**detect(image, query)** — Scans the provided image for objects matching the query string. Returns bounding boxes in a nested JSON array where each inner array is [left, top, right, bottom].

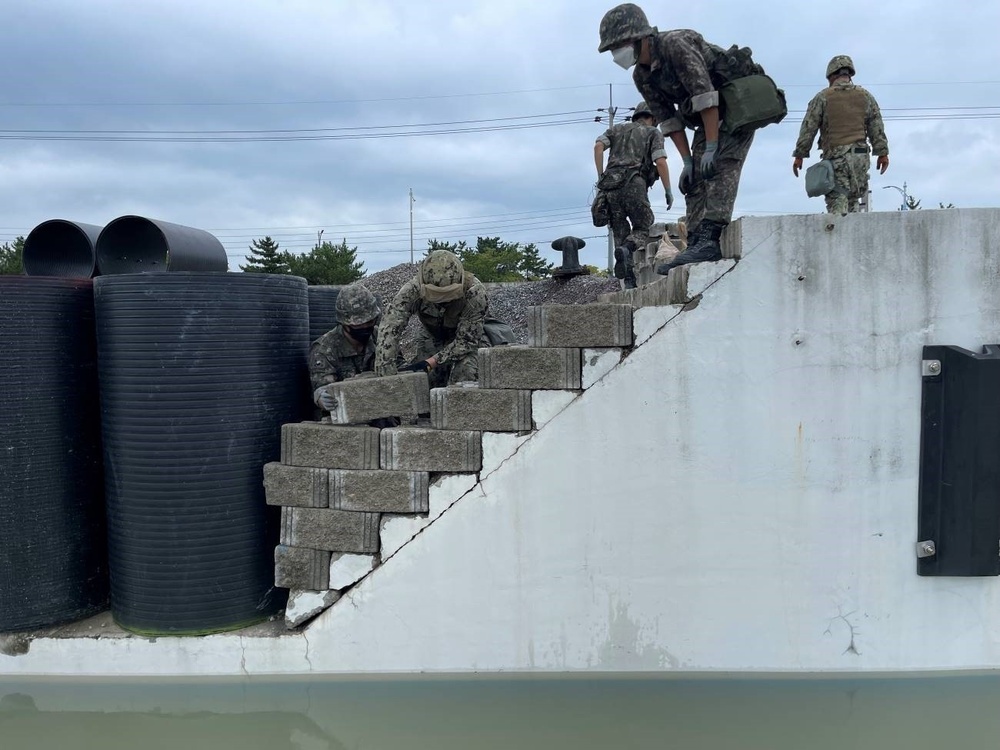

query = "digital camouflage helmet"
[[598, 3, 653, 53], [826, 55, 856, 79], [632, 100, 654, 120], [420, 250, 464, 287], [335, 282, 380, 326]]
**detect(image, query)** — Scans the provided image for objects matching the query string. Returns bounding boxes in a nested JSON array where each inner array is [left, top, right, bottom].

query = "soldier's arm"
[[650, 129, 671, 191], [373, 281, 420, 376], [666, 33, 719, 142], [432, 285, 487, 366], [792, 92, 825, 158], [595, 131, 611, 178], [865, 90, 889, 157], [308, 339, 343, 392]]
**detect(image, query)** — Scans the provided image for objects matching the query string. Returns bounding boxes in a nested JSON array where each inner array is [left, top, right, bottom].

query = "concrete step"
[[380, 427, 482, 472], [280, 423, 380, 469], [319, 371, 430, 425], [280, 507, 381, 554], [526, 304, 633, 348], [479, 346, 582, 390], [430, 386, 532, 432]]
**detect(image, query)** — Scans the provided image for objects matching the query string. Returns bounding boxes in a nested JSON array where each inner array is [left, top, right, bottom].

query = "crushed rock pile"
[[360, 263, 620, 355]]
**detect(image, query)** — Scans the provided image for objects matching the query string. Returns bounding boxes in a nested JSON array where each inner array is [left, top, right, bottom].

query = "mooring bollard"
[[551, 236, 589, 279]]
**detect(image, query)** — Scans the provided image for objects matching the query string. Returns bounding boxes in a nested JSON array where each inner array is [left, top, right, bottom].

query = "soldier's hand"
[[877, 155, 889, 175], [400, 359, 432, 373], [700, 141, 718, 180], [678, 156, 694, 195], [664, 187, 674, 211], [315, 387, 338, 413], [792, 157, 803, 177]]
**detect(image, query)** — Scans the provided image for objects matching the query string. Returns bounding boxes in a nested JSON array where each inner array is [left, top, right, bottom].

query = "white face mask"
[[612, 45, 637, 70]]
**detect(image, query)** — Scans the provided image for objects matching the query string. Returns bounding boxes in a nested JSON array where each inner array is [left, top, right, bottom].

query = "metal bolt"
[[927, 361, 941, 375], [917, 540, 937, 558]]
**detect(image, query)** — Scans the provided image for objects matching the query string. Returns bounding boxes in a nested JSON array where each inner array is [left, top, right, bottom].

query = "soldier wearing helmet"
[[594, 99, 673, 289], [793, 55, 890, 214], [374, 250, 489, 386], [598, 3, 766, 275], [309, 282, 381, 412]]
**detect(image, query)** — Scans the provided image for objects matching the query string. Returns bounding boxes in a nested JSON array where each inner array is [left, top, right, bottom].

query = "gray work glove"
[[700, 141, 718, 180], [678, 156, 694, 195], [664, 187, 674, 211], [314, 386, 338, 413]]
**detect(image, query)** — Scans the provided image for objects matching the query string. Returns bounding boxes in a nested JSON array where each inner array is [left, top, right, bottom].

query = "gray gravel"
[[361, 264, 620, 356]]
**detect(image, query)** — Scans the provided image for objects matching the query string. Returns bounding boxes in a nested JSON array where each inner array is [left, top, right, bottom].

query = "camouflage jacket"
[[309, 326, 376, 392], [374, 275, 488, 375], [793, 81, 889, 158], [633, 29, 760, 136], [597, 121, 666, 187]]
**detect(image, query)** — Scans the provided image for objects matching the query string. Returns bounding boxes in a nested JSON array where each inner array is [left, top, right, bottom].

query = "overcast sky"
[[2, 0, 998, 273]]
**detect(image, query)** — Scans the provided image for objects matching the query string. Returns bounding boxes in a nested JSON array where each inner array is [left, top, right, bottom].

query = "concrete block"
[[274, 545, 330, 590], [380, 427, 482, 472], [380, 474, 482, 558], [532, 390, 579, 430], [263, 463, 329, 508], [320, 371, 431, 425], [481, 431, 532, 475], [633, 306, 678, 347], [581, 348, 623, 389], [280, 423, 380, 469], [527, 304, 633, 348], [330, 470, 429, 513], [329, 553, 376, 590], [430, 387, 532, 432], [597, 271, 686, 308], [285, 589, 340, 629], [280, 507, 380, 553], [479, 346, 582, 390]]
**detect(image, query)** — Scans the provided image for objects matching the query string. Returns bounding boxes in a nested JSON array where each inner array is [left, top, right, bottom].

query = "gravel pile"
[[361, 263, 620, 354]]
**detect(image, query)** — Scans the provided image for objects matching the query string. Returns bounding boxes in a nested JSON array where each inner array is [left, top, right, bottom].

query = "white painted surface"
[[633, 306, 677, 347], [531, 390, 578, 429], [329, 554, 375, 591], [7, 210, 1000, 677], [285, 590, 339, 628], [378, 473, 478, 559], [581, 348, 623, 389], [480, 431, 531, 476]]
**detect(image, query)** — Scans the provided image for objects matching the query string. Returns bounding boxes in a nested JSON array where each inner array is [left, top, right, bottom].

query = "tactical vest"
[[416, 272, 476, 341], [822, 86, 867, 150]]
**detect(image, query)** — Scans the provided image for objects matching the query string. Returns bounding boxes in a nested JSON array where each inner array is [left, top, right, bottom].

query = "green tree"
[[0, 236, 25, 275], [241, 235, 289, 274], [904, 195, 922, 210], [426, 236, 553, 282], [283, 239, 365, 285]]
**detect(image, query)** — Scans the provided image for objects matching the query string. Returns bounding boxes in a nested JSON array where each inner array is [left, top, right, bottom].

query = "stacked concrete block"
[[430, 387, 532, 432], [264, 463, 329, 507], [274, 545, 330, 590], [280, 507, 380, 554], [319, 371, 430, 425], [280, 423, 380, 469], [380, 427, 482, 472], [330, 469, 429, 513], [479, 346, 582, 390], [527, 304, 633, 348]]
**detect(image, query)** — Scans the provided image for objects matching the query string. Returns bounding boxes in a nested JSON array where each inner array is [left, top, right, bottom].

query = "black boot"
[[655, 220, 725, 275], [613, 241, 634, 280]]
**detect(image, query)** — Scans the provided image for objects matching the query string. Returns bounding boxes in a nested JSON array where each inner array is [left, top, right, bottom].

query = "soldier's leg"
[[826, 155, 850, 215], [622, 178, 654, 288], [606, 190, 632, 280], [684, 129, 708, 233], [702, 129, 754, 225], [846, 152, 870, 213]]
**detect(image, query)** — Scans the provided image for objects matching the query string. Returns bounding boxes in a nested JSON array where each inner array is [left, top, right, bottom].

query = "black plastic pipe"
[[96, 216, 228, 275], [23, 219, 103, 278]]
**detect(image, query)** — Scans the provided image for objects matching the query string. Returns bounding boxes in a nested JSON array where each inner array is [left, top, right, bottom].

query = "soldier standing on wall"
[[594, 100, 673, 290], [792, 55, 890, 215]]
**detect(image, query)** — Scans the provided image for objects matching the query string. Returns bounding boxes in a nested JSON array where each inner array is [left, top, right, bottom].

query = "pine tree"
[[240, 236, 289, 274], [283, 240, 365, 285], [0, 236, 25, 275]]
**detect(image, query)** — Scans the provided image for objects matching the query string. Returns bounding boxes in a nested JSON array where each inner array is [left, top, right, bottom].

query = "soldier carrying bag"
[[714, 45, 787, 135], [804, 160, 837, 198]]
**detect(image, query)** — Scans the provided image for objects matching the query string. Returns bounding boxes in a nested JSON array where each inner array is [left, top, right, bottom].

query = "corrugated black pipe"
[[96, 216, 228, 275], [23, 220, 103, 278]]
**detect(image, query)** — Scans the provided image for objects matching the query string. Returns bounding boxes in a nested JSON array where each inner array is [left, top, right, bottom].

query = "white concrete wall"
[[5, 208, 1000, 676]]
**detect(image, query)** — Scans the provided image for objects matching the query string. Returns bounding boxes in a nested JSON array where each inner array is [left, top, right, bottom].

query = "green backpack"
[[720, 74, 788, 135]]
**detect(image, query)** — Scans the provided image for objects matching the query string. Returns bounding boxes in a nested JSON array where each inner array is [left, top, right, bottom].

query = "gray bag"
[[482, 316, 516, 346], [805, 160, 836, 198]]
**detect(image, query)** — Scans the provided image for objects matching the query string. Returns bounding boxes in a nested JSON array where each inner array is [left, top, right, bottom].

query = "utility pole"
[[409, 188, 415, 264], [883, 182, 909, 211], [605, 83, 616, 274], [316, 229, 324, 248]]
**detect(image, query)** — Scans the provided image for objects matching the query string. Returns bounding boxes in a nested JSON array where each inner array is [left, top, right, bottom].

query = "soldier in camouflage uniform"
[[598, 3, 762, 275], [792, 55, 889, 214], [594, 100, 673, 289], [309, 283, 380, 413], [374, 250, 489, 388]]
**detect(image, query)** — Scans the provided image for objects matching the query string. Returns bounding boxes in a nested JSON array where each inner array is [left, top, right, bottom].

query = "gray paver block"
[[380, 427, 482, 472], [280, 507, 381, 553], [274, 544, 331, 590], [430, 387, 532, 432], [321, 371, 431, 425], [330, 469, 429, 513], [479, 346, 582, 390], [280, 423, 380, 469], [527, 304, 633, 348], [264, 463, 329, 508]]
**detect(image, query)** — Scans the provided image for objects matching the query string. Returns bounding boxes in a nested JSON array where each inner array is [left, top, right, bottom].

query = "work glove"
[[399, 360, 432, 374], [700, 141, 718, 180], [678, 156, 694, 195], [664, 187, 674, 211], [315, 387, 338, 413]]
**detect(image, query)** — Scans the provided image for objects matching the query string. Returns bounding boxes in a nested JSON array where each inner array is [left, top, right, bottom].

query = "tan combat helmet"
[[826, 55, 856, 80], [418, 250, 466, 303], [632, 100, 654, 121], [598, 3, 653, 53], [335, 282, 380, 326]]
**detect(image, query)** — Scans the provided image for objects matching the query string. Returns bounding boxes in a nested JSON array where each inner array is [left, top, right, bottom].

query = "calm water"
[[3, 675, 1000, 749]]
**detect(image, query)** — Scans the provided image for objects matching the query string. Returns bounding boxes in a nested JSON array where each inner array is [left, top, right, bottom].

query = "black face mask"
[[347, 325, 374, 344]]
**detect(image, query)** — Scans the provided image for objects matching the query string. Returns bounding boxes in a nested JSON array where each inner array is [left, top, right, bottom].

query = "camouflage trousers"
[[605, 174, 654, 250], [823, 146, 870, 214], [413, 326, 491, 387], [685, 127, 754, 230]]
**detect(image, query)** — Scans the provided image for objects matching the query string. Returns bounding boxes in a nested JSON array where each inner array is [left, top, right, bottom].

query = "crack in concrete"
[[825, 609, 862, 656], [302, 630, 314, 672], [239, 636, 249, 676]]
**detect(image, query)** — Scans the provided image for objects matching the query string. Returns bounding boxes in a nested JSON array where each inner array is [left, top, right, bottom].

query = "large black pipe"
[[23, 220, 103, 278], [95, 216, 228, 275]]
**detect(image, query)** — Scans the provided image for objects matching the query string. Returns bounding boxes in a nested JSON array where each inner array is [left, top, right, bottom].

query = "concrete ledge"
[[380, 427, 482, 472], [274, 545, 330, 590], [527, 304, 633, 348], [264, 463, 329, 508], [479, 346, 582, 390], [320, 371, 430, 425], [280, 507, 381, 553], [597, 270, 687, 308], [330, 470, 429, 513], [430, 387, 532, 432], [280, 423, 380, 469]]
